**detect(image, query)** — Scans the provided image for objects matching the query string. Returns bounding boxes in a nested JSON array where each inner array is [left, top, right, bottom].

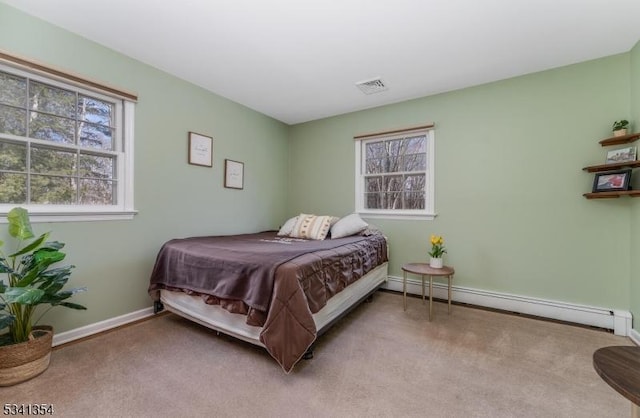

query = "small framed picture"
[[188, 132, 213, 167], [592, 169, 632, 192], [224, 159, 244, 189], [606, 146, 637, 164]]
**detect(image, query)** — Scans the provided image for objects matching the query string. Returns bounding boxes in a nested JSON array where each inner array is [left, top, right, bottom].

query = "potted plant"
[[428, 234, 447, 269], [612, 120, 629, 137], [0, 207, 86, 386]]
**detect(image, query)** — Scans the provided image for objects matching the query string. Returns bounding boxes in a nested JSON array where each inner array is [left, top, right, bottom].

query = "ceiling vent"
[[356, 77, 388, 95]]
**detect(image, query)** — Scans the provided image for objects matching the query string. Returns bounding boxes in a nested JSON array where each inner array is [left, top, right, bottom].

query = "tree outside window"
[[0, 70, 120, 207], [356, 128, 434, 219]]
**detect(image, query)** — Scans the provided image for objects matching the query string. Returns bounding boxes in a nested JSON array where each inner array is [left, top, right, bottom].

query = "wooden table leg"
[[428, 275, 433, 321], [403, 270, 407, 311], [632, 402, 639, 418], [421, 275, 425, 304]]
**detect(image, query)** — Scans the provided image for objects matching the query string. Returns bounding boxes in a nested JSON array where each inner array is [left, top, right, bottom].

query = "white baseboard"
[[52, 307, 155, 346], [51, 279, 635, 346], [384, 275, 632, 337]]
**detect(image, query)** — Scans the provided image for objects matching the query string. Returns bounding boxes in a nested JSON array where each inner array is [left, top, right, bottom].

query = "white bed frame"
[[159, 262, 389, 347]]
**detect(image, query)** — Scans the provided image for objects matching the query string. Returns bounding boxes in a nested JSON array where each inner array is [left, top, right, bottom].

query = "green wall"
[[631, 40, 640, 332], [289, 54, 632, 309], [0, 4, 289, 333], [2, 2, 640, 335]]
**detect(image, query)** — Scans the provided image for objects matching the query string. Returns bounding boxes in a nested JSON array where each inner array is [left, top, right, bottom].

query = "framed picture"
[[188, 132, 213, 167], [606, 146, 637, 164], [592, 169, 632, 192], [224, 159, 244, 189]]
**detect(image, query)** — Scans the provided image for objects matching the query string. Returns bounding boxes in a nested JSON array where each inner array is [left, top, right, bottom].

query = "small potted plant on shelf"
[[0, 207, 87, 386], [612, 120, 629, 137]]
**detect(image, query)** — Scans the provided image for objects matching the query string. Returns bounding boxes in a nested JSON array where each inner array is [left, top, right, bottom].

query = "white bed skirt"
[[160, 262, 389, 347]]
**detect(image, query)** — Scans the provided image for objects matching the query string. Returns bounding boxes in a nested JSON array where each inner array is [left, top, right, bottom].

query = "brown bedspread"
[[148, 231, 387, 373]]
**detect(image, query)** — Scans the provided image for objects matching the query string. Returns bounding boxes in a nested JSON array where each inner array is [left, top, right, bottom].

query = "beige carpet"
[[0, 291, 633, 417]]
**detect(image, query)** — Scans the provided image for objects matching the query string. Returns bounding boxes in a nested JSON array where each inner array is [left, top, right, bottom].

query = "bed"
[[148, 229, 388, 373]]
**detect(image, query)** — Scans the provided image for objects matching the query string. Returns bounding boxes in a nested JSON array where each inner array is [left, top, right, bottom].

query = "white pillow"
[[330, 213, 368, 239], [277, 216, 298, 236]]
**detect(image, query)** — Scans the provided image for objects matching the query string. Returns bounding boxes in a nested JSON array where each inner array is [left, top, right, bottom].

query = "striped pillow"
[[290, 214, 336, 240]]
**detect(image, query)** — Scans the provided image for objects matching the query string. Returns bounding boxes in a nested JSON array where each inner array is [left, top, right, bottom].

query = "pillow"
[[360, 223, 382, 236], [277, 216, 298, 236], [289, 214, 335, 240], [330, 213, 369, 239]]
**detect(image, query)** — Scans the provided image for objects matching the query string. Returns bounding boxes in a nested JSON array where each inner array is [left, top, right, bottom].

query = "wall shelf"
[[599, 132, 640, 147], [583, 132, 640, 199], [583, 190, 640, 199], [583, 161, 640, 173]]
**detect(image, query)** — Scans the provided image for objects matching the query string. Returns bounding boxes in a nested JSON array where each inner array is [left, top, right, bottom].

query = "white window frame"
[[355, 128, 435, 220], [0, 63, 136, 223]]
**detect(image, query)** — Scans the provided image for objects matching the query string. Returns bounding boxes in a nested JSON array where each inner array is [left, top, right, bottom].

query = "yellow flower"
[[428, 234, 447, 258]]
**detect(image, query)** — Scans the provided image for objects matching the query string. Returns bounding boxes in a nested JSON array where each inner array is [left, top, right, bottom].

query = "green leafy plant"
[[428, 234, 447, 258], [612, 120, 629, 131], [0, 207, 86, 346]]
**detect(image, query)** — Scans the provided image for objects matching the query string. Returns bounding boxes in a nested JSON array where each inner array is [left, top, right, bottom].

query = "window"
[[355, 127, 435, 220], [0, 61, 135, 222]]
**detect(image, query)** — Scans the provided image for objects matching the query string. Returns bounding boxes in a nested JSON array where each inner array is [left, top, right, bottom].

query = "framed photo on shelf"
[[605, 146, 637, 164], [592, 169, 632, 193], [188, 132, 213, 167], [224, 159, 244, 189]]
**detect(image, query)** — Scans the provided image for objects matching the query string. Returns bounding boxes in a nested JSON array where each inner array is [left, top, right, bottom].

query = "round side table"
[[401, 263, 455, 321], [593, 346, 640, 418]]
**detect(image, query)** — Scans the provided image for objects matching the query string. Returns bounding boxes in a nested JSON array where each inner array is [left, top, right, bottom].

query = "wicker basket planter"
[[0, 326, 53, 387]]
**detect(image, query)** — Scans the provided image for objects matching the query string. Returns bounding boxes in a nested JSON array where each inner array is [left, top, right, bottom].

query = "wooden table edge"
[[593, 346, 640, 407]]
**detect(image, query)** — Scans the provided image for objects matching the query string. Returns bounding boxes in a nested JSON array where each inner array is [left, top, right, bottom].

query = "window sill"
[[0, 209, 138, 223], [358, 211, 437, 221]]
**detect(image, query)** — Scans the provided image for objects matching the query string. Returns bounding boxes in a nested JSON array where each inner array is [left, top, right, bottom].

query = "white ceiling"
[[3, 0, 640, 125]]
